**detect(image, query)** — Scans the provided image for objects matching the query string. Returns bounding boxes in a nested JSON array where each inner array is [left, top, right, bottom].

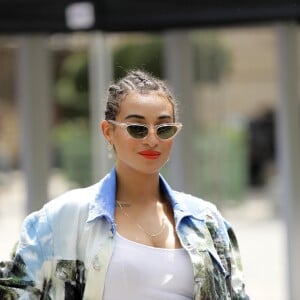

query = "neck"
[[115, 166, 162, 205]]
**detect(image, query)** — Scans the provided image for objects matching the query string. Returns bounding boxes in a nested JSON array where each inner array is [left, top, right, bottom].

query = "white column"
[[276, 22, 300, 300], [88, 32, 113, 182], [163, 30, 196, 194], [17, 36, 51, 213]]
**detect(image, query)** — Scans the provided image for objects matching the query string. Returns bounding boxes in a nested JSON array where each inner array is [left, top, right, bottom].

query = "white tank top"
[[103, 232, 194, 300]]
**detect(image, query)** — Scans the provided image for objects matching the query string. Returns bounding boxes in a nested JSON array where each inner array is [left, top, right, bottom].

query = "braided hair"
[[105, 70, 178, 121]]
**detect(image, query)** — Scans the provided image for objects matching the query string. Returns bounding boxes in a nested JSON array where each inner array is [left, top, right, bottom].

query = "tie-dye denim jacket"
[[0, 168, 249, 299]]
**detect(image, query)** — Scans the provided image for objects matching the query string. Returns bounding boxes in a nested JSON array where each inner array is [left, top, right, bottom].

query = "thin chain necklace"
[[116, 201, 166, 238]]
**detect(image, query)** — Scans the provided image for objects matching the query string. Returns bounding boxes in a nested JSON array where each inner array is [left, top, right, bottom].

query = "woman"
[[0, 70, 248, 299]]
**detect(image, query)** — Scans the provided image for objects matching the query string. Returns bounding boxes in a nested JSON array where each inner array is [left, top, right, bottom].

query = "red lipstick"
[[138, 150, 161, 159]]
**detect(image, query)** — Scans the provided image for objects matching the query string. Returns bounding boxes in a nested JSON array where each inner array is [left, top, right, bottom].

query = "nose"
[[142, 126, 159, 147]]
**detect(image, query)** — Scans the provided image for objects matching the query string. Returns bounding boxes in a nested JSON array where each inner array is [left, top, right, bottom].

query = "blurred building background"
[[0, 28, 280, 202], [1, 3, 300, 298]]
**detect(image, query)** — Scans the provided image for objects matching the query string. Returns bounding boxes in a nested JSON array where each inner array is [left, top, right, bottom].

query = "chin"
[[143, 163, 168, 175], [132, 163, 163, 176]]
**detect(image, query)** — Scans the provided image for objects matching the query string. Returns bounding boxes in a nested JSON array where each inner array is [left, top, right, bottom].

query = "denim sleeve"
[[0, 208, 54, 299], [17, 209, 54, 280], [225, 221, 250, 300]]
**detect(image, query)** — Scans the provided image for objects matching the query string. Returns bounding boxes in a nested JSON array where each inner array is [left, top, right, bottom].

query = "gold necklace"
[[116, 201, 166, 238]]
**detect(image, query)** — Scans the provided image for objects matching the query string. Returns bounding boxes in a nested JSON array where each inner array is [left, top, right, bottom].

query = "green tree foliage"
[[113, 35, 231, 83], [55, 51, 89, 119], [193, 34, 231, 83], [113, 38, 163, 80]]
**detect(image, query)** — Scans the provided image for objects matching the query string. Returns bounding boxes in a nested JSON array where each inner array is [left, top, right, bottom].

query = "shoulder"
[[45, 183, 98, 215], [18, 183, 102, 259], [173, 191, 235, 244], [23, 182, 100, 232], [160, 175, 221, 219], [171, 190, 231, 228], [172, 190, 219, 215]]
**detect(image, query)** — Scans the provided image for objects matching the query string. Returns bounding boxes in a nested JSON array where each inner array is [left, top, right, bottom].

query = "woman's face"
[[109, 91, 175, 175]]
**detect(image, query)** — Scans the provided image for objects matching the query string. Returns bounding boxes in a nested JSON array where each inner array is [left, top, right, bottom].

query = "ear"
[[100, 120, 113, 144]]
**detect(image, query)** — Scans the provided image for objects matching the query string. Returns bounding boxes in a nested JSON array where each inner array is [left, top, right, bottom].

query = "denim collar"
[[87, 167, 203, 225]]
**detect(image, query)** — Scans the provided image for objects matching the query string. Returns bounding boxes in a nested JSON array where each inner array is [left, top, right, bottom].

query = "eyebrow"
[[124, 114, 144, 120], [124, 114, 172, 120]]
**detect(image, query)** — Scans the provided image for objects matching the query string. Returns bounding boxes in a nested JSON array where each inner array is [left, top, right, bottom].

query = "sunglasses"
[[108, 120, 182, 140]]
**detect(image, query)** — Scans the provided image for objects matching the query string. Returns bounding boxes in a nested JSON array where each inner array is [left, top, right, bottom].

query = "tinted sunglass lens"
[[127, 125, 148, 139], [157, 126, 177, 139]]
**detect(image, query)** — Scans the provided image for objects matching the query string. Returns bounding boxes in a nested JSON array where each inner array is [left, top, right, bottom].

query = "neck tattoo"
[[116, 201, 166, 238]]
